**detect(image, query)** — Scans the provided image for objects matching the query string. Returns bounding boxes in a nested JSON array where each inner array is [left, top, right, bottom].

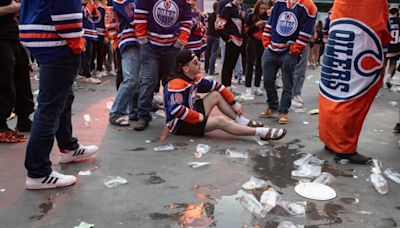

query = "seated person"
[[163, 50, 287, 140]]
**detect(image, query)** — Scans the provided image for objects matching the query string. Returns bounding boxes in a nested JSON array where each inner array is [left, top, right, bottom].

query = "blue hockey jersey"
[[83, 2, 100, 41], [215, 2, 244, 46], [113, 0, 137, 52], [185, 8, 207, 54], [387, 16, 400, 57], [262, 0, 317, 53], [95, 2, 106, 39]]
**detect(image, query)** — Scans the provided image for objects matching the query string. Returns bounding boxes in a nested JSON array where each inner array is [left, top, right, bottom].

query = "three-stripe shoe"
[[59, 145, 98, 164], [25, 171, 76, 190]]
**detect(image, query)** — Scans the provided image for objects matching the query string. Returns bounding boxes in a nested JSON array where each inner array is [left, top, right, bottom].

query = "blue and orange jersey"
[[83, 1, 100, 41], [215, 2, 244, 46], [387, 16, 400, 57], [134, 0, 193, 47], [105, 1, 118, 49], [19, 0, 84, 64], [262, 0, 317, 52], [164, 73, 235, 134], [185, 9, 207, 54], [112, 0, 137, 52], [95, 2, 107, 39]]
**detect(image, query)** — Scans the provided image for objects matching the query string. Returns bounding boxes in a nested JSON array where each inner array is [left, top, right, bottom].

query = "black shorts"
[[174, 99, 208, 136]]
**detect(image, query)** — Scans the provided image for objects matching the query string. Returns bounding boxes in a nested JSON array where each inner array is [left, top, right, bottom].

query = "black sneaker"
[[333, 152, 372, 165], [394, 123, 400, 133], [16, 118, 32, 132]]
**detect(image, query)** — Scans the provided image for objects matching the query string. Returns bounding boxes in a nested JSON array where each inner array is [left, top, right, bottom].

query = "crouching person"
[[164, 50, 287, 140]]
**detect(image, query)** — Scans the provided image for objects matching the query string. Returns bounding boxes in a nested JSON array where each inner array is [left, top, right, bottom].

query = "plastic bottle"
[[260, 188, 281, 212], [278, 201, 306, 216], [384, 168, 400, 184], [238, 190, 267, 218], [370, 167, 388, 194], [225, 149, 249, 160], [313, 172, 335, 185], [196, 144, 210, 154], [291, 164, 321, 179], [293, 153, 324, 167]]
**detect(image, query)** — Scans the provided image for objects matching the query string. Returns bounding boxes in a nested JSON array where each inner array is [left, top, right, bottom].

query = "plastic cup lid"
[[294, 182, 336, 201]]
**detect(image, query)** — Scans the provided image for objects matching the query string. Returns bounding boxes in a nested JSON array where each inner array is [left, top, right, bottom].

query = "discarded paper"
[[74, 221, 95, 228], [188, 162, 210, 168], [103, 176, 128, 188], [154, 143, 175, 151]]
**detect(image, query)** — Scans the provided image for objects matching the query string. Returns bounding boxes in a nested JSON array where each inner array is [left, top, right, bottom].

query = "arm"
[[197, 77, 235, 105], [290, 7, 317, 56], [0, 0, 19, 16], [262, 7, 275, 48], [174, 2, 193, 49], [134, 0, 149, 44], [214, 4, 231, 42], [49, 0, 84, 54]]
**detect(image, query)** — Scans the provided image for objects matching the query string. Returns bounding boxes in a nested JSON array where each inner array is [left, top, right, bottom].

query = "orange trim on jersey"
[[135, 23, 148, 38], [168, 79, 191, 91], [149, 35, 176, 44], [54, 22, 83, 31], [298, 0, 317, 17], [20, 33, 60, 39], [177, 30, 190, 44]]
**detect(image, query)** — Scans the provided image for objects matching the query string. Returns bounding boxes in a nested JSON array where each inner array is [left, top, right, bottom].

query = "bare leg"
[[202, 91, 237, 120], [205, 116, 255, 135]]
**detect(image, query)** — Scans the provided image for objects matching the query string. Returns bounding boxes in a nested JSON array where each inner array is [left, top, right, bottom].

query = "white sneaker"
[[100, 71, 108, 77], [291, 99, 304, 108], [59, 145, 98, 164], [84, 77, 102, 84], [255, 87, 264, 96], [245, 88, 253, 95], [108, 71, 117, 77], [25, 171, 76, 190], [294, 95, 304, 104], [91, 70, 102, 78]]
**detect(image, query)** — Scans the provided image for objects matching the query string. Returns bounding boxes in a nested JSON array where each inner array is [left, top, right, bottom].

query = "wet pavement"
[[0, 65, 400, 228]]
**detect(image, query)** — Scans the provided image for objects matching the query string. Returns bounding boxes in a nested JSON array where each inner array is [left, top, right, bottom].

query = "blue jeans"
[[110, 46, 140, 119], [262, 49, 299, 114], [25, 53, 80, 178], [204, 35, 219, 73], [293, 44, 310, 96], [138, 44, 179, 122]]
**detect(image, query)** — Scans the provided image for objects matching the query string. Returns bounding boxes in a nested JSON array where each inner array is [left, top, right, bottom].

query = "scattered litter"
[[306, 74, 314, 80], [0, 189, 5, 192], [83, 114, 91, 127], [190, 139, 195, 143], [188, 162, 210, 169], [238, 93, 255, 101], [295, 182, 336, 200], [33, 90, 39, 95], [313, 172, 335, 186], [254, 137, 269, 146], [291, 164, 322, 179], [106, 101, 113, 110], [260, 188, 281, 212], [293, 153, 324, 167], [278, 201, 307, 216], [384, 168, 400, 184], [373, 129, 384, 133], [308, 109, 319, 115], [196, 144, 210, 154], [302, 121, 309, 125], [145, 140, 151, 143], [258, 149, 281, 158], [338, 159, 349, 165], [277, 221, 300, 228], [78, 170, 92, 176], [370, 167, 388, 194], [357, 210, 373, 215], [103, 176, 128, 188], [155, 110, 166, 118], [293, 108, 306, 113], [154, 143, 175, 151], [242, 176, 270, 190], [74, 221, 95, 228], [389, 101, 398, 107], [315, 80, 320, 84], [237, 190, 267, 218], [225, 149, 249, 160]]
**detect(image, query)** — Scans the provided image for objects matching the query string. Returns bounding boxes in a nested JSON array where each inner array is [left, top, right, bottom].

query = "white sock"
[[235, 115, 250, 126], [255, 127, 269, 137]]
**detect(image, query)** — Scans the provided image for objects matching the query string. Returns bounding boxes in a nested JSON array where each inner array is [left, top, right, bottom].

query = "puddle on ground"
[[29, 191, 68, 221], [306, 202, 343, 226], [125, 147, 147, 152]]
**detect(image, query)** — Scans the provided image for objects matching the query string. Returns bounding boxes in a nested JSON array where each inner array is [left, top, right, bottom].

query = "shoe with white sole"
[[84, 77, 102, 84], [59, 145, 98, 164], [255, 87, 264, 96], [25, 171, 76, 190]]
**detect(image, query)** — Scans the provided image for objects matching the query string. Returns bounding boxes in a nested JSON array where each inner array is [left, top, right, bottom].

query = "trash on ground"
[[373, 129, 384, 133], [74, 221, 95, 228], [292, 108, 306, 113], [293, 153, 324, 167], [239, 93, 255, 101], [302, 121, 309, 125], [154, 143, 175, 151], [103, 176, 128, 188], [188, 162, 210, 169], [83, 114, 91, 127], [313, 172, 335, 186], [78, 170, 91, 176], [370, 167, 388, 194], [338, 159, 349, 165], [260, 188, 281, 212], [384, 168, 400, 184], [278, 200, 307, 216], [237, 190, 267, 218], [258, 148, 281, 158], [306, 74, 314, 80], [254, 137, 269, 146], [389, 101, 398, 107], [225, 149, 249, 160], [242, 176, 271, 190], [308, 109, 319, 115], [292, 164, 321, 179], [277, 221, 300, 228], [190, 139, 195, 143], [196, 144, 210, 154], [145, 140, 151, 143], [0, 189, 5, 192], [155, 110, 166, 118], [315, 80, 320, 84], [295, 182, 336, 200]]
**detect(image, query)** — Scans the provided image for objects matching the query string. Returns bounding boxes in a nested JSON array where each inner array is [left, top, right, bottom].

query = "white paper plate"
[[295, 182, 336, 200]]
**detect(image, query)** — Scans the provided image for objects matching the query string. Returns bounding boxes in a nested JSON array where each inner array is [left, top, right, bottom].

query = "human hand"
[[255, 21, 265, 28], [9, 0, 20, 14], [232, 102, 244, 116], [199, 113, 204, 122]]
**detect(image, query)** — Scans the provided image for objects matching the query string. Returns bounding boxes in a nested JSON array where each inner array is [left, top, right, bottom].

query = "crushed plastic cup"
[[225, 149, 249, 160], [239, 93, 255, 101], [154, 143, 175, 151], [370, 159, 383, 173], [83, 114, 92, 127], [237, 190, 267, 218], [188, 161, 210, 168], [196, 144, 210, 154], [338, 159, 349, 165], [155, 110, 166, 118], [291, 164, 322, 179], [370, 172, 388, 194], [293, 108, 306, 113], [103, 176, 128, 188], [384, 168, 400, 184], [260, 188, 281, 213], [313, 172, 335, 186], [278, 201, 307, 216], [277, 221, 299, 228], [293, 153, 324, 167], [0, 189, 5, 193], [74, 221, 95, 228], [242, 176, 270, 190], [78, 170, 92, 176]]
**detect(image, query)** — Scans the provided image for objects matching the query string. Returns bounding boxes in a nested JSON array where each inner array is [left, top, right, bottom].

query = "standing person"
[[164, 50, 286, 139], [204, 1, 220, 75], [259, 0, 317, 124], [310, 20, 323, 69], [244, 0, 269, 96], [134, 0, 193, 131], [0, 0, 34, 134], [185, 0, 207, 58], [108, 0, 140, 126], [92, 0, 107, 78], [319, 0, 391, 164], [291, 43, 310, 109], [384, 4, 400, 88], [215, 0, 245, 89], [19, 0, 98, 189]]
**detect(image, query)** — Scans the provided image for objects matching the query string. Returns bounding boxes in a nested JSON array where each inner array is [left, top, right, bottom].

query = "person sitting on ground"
[[163, 50, 287, 140]]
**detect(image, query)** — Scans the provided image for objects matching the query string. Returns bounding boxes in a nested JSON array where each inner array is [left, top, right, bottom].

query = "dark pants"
[[0, 40, 34, 129], [25, 53, 80, 178], [81, 38, 94, 78], [91, 37, 105, 71], [221, 41, 241, 86], [204, 35, 219, 73], [245, 37, 263, 88]]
